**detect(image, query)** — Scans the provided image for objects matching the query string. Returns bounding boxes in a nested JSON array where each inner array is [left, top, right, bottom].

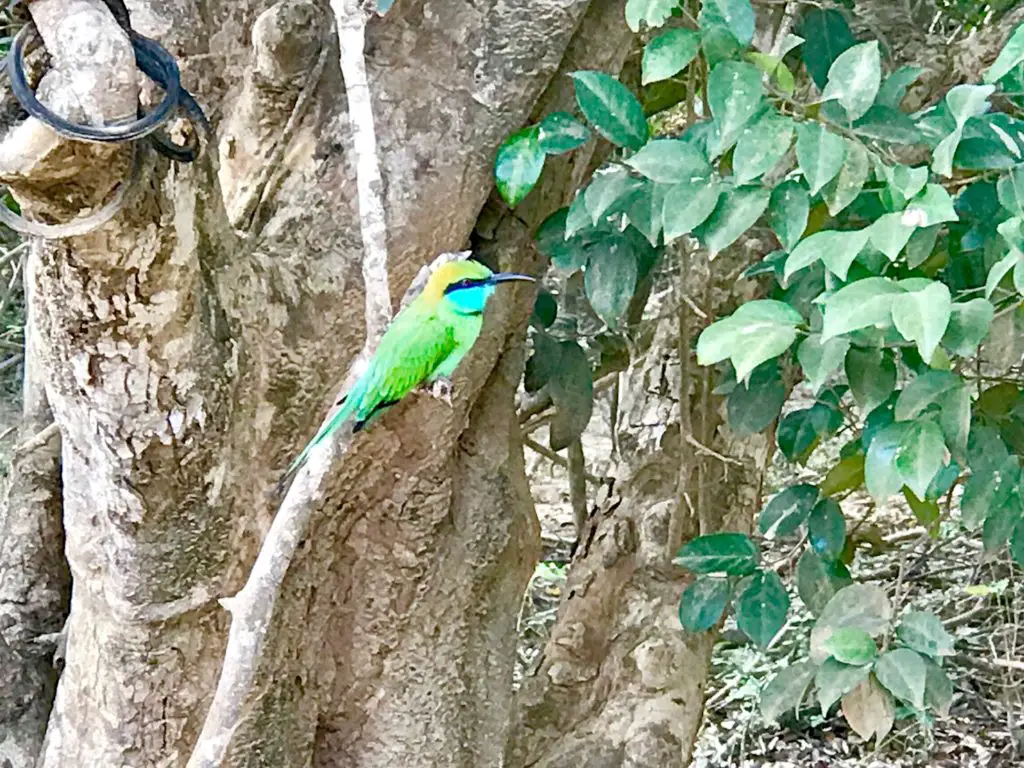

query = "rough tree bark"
[[505, 242, 774, 767], [0, 0, 645, 766]]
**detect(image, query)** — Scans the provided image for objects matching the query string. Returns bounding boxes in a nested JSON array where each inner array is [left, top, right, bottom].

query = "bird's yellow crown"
[[422, 259, 493, 302]]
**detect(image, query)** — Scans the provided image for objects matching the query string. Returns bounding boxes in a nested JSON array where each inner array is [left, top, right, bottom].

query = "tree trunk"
[[505, 247, 773, 767], [0, 0, 644, 766]]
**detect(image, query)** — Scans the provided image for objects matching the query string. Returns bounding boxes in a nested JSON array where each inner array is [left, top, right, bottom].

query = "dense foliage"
[[495, 0, 1024, 746]]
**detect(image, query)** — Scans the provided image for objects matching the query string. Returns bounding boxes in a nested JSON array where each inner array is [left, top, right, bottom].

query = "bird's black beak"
[[486, 273, 535, 286]]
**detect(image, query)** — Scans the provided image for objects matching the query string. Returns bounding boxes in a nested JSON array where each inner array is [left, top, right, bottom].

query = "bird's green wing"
[[354, 307, 457, 422]]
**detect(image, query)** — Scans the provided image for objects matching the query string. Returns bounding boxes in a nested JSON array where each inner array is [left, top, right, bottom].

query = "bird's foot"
[[428, 376, 454, 407]]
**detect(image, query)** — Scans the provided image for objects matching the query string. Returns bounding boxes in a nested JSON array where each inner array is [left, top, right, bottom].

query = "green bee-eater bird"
[[279, 258, 534, 489]]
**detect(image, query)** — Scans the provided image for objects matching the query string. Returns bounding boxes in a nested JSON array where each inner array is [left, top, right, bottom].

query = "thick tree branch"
[[188, 5, 394, 763]]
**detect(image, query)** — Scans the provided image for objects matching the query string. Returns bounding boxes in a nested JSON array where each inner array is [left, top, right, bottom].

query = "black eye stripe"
[[444, 277, 489, 294]]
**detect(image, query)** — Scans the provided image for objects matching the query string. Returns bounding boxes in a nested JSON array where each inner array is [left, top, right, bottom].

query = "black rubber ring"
[[5, 23, 181, 144]]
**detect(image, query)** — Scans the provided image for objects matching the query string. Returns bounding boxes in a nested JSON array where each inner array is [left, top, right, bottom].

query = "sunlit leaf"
[[626, 138, 712, 184], [537, 112, 591, 154], [821, 41, 881, 121], [663, 177, 721, 242], [810, 583, 892, 664], [675, 532, 759, 575], [823, 141, 870, 216], [875, 648, 927, 710], [891, 281, 952, 362], [770, 180, 810, 252], [495, 127, 545, 206], [796, 122, 847, 195], [701, 0, 755, 45], [898, 610, 955, 658], [733, 112, 794, 184], [798, 334, 850, 393], [698, 185, 771, 257], [784, 229, 869, 283], [642, 27, 701, 84], [625, 0, 679, 32], [572, 71, 650, 150], [821, 277, 903, 341], [895, 420, 948, 500], [707, 61, 765, 155], [984, 22, 1024, 84]]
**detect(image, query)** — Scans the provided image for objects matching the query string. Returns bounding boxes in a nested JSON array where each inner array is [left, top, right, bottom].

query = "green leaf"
[[820, 41, 881, 122], [823, 627, 878, 665], [897, 611, 955, 658], [895, 420, 948, 500], [548, 341, 594, 450], [853, 105, 923, 145], [983, 479, 1022, 552], [585, 166, 642, 224], [675, 532, 759, 575], [784, 229, 869, 283], [759, 484, 820, 538], [524, 332, 561, 393], [626, 138, 712, 184], [798, 334, 850, 393], [875, 648, 927, 710], [810, 583, 892, 664], [823, 141, 870, 216], [537, 112, 591, 154], [571, 71, 649, 151], [894, 370, 960, 422], [821, 277, 903, 341], [904, 185, 959, 227], [877, 65, 925, 109], [865, 421, 908, 501], [736, 570, 790, 648], [776, 406, 836, 464], [1011, 517, 1024, 566], [495, 127, 545, 206], [932, 85, 996, 177], [624, 179, 667, 246], [663, 177, 721, 242], [922, 658, 954, 717], [846, 347, 896, 413], [820, 453, 865, 497], [816, 658, 870, 715], [733, 113, 794, 185], [997, 167, 1024, 217], [891, 281, 952, 362], [707, 61, 764, 155], [761, 661, 815, 724], [984, 22, 1024, 84], [565, 192, 591, 238], [770, 180, 810, 252], [904, 487, 940, 534], [701, 0, 755, 45], [696, 299, 802, 384], [798, 8, 856, 89], [698, 185, 770, 257], [796, 122, 847, 196], [625, 0, 678, 32], [678, 575, 731, 632], [868, 213, 917, 262], [883, 164, 930, 205], [642, 28, 700, 85], [962, 455, 1016, 531], [585, 241, 638, 328], [797, 549, 838, 616], [808, 498, 846, 560], [985, 249, 1022, 299], [905, 225, 940, 269], [727, 361, 786, 436], [746, 52, 796, 96]]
